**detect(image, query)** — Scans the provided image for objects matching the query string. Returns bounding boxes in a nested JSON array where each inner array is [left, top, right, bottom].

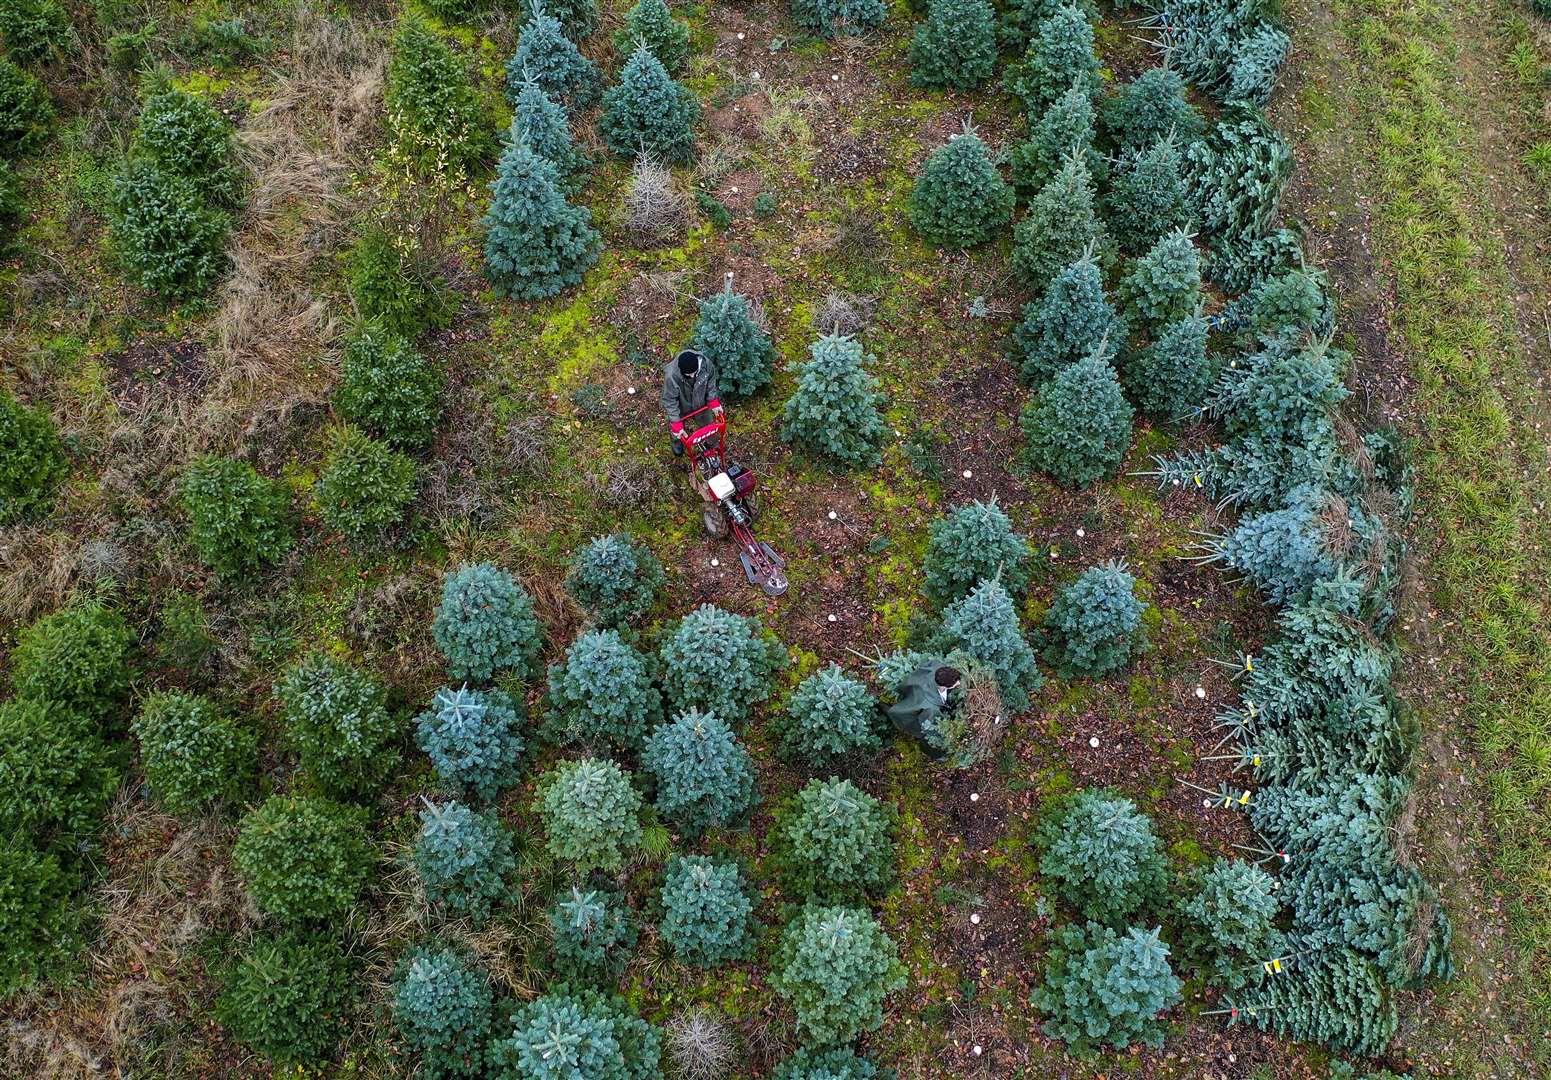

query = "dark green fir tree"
[[614, 0, 691, 75], [909, 126, 1013, 249], [482, 133, 600, 300], [909, 0, 997, 91], [1004, 6, 1099, 114], [1121, 310, 1212, 420], [1105, 133, 1191, 255], [1007, 247, 1124, 385], [1020, 342, 1134, 488], [599, 44, 699, 164], [1011, 152, 1108, 292], [1009, 82, 1101, 197]]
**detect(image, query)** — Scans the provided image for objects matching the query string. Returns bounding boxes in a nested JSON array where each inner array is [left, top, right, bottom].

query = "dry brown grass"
[[1, 795, 248, 1080], [207, 3, 386, 399]]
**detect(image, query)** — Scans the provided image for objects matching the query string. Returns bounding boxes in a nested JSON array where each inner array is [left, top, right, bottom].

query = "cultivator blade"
[[741, 542, 788, 597]]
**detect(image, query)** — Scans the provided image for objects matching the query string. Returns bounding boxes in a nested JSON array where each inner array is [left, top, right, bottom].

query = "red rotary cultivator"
[[678, 404, 788, 598]]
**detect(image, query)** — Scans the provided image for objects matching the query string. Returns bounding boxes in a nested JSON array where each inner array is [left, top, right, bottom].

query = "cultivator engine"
[[680, 404, 788, 597]]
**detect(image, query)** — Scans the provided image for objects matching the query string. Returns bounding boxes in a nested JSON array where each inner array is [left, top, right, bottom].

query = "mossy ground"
[[1, 0, 1544, 1076]]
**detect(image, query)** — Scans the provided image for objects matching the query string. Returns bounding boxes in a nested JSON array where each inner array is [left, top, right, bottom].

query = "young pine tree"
[[1020, 344, 1133, 488], [1004, 6, 1099, 114], [599, 45, 699, 165], [909, 127, 1013, 249], [548, 886, 638, 981], [1102, 65, 1204, 150], [1007, 248, 1124, 385], [1118, 228, 1203, 333], [386, 19, 489, 179], [1032, 922, 1182, 1053], [111, 162, 229, 300], [505, 10, 600, 109], [1041, 561, 1147, 679], [909, 0, 997, 91], [923, 498, 1033, 606], [565, 532, 665, 628], [1105, 133, 1191, 255], [790, 0, 886, 38], [393, 946, 495, 1078], [659, 605, 785, 724], [1011, 153, 1108, 293], [334, 325, 444, 449], [483, 134, 600, 300], [641, 710, 756, 836], [931, 578, 1043, 708], [614, 0, 691, 75], [179, 454, 293, 579], [690, 280, 777, 399], [1037, 788, 1166, 922], [509, 78, 584, 181], [1121, 310, 1212, 420], [1008, 82, 1101, 197], [0, 390, 67, 527], [780, 334, 887, 468], [544, 629, 663, 752], [780, 664, 881, 765], [772, 906, 904, 1045]]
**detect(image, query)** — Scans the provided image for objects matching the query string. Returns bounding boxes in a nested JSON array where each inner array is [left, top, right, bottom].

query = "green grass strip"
[[1338, 0, 1551, 1022]]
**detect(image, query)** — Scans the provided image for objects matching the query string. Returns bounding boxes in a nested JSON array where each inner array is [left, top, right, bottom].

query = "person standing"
[[660, 348, 722, 455]]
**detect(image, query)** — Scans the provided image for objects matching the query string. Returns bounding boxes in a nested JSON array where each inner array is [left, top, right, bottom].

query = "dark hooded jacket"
[[885, 666, 957, 759], [661, 350, 721, 427]]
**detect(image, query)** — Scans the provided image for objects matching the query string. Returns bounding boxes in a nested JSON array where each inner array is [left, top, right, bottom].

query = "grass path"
[[1283, 0, 1551, 1073]]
